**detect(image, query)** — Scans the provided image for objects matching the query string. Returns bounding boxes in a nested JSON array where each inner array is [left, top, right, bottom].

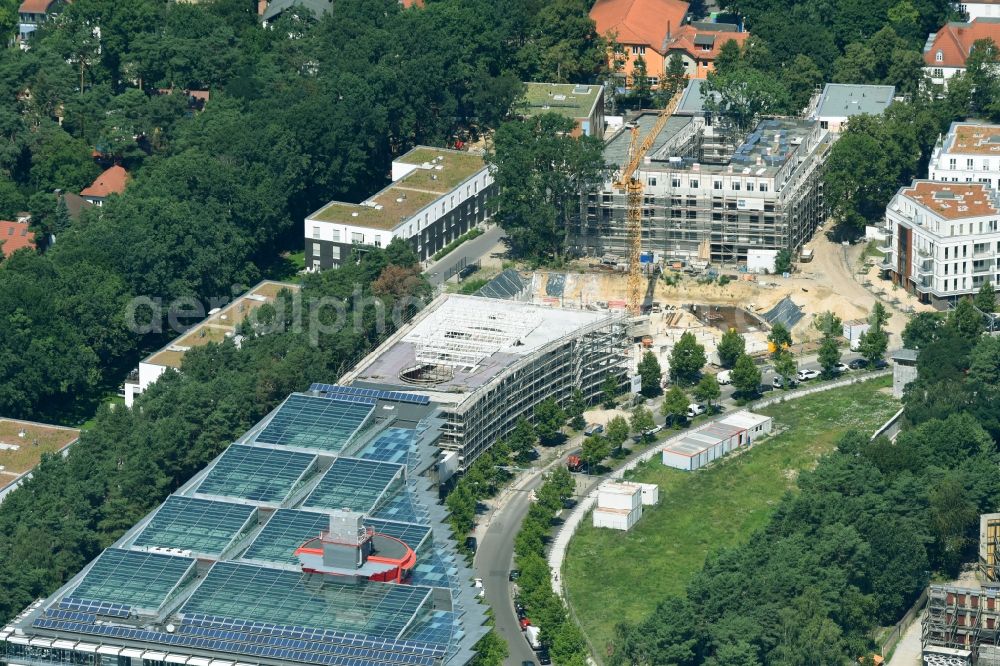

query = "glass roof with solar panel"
[[359, 428, 416, 467], [372, 485, 423, 524], [310, 383, 430, 406], [242, 510, 431, 566], [131, 496, 257, 557], [196, 444, 317, 504], [181, 562, 434, 638], [68, 549, 196, 613], [302, 458, 405, 513], [255, 394, 376, 453]]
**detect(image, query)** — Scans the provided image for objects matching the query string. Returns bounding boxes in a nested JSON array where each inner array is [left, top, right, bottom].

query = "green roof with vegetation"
[[521, 82, 601, 119]]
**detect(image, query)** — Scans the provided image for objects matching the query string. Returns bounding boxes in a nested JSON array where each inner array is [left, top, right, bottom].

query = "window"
[[312, 242, 320, 256], [312, 260, 321, 271], [968, 158, 975, 169], [713, 180, 723, 190], [631, 45, 646, 55], [949, 158, 957, 169], [311, 226, 320, 239], [671, 177, 681, 188], [331, 246, 341, 260], [820, 121, 828, 130], [731, 182, 741, 191], [352, 232, 364, 244], [332, 229, 341, 242], [746, 182, 755, 192], [648, 177, 657, 186], [690, 180, 699, 189], [648, 77, 659, 86], [760, 183, 768, 192], [935, 50, 943, 62], [374, 235, 382, 248]]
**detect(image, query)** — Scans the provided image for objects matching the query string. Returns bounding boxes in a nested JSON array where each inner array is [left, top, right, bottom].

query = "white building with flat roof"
[[594, 481, 643, 531], [808, 83, 895, 133], [882, 180, 1000, 305], [929, 122, 1000, 190], [305, 146, 494, 270]]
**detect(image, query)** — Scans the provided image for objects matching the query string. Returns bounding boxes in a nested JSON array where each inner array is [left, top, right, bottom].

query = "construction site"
[[920, 514, 1000, 666]]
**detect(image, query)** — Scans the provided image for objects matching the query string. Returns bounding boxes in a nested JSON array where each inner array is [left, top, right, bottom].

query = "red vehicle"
[[567, 455, 583, 473], [519, 617, 532, 631]]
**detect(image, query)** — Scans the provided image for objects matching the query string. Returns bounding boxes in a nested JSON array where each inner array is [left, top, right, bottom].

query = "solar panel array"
[[132, 495, 257, 557], [196, 444, 317, 504], [57, 598, 131, 619], [70, 549, 196, 613], [310, 384, 431, 406], [256, 394, 375, 453], [360, 429, 416, 468], [303, 458, 405, 513], [181, 562, 433, 639]]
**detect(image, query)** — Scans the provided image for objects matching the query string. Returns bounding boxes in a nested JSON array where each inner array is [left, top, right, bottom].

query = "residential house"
[[521, 82, 605, 139], [923, 17, 1000, 87], [590, 0, 690, 86], [80, 165, 129, 206], [882, 180, 1000, 305], [807, 83, 896, 133], [304, 147, 494, 270], [958, 0, 1000, 21], [663, 22, 750, 79], [928, 121, 1000, 189], [0, 219, 36, 258], [55, 190, 94, 224], [17, 0, 64, 46], [261, 0, 331, 25]]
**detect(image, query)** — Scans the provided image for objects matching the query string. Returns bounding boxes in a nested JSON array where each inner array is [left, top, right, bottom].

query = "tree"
[[902, 311, 944, 349], [661, 385, 689, 426], [975, 281, 997, 314], [606, 415, 630, 453], [870, 301, 890, 328], [637, 351, 663, 397], [768, 322, 793, 356], [731, 353, 762, 397], [581, 433, 611, 470], [469, 630, 508, 666], [487, 114, 605, 263], [533, 398, 566, 445], [774, 349, 798, 389], [703, 68, 791, 135], [818, 335, 842, 378], [508, 418, 537, 461], [774, 248, 793, 274], [662, 53, 688, 99], [858, 321, 889, 366], [630, 406, 655, 443], [630, 55, 652, 109], [950, 298, 984, 340], [602, 373, 620, 409], [669, 331, 706, 386], [693, 374, 721, 412], [783, 54, 824, 111], [567, 388, 587, 431], [814, 311, 843, 339], [717, 329, 746, 369]]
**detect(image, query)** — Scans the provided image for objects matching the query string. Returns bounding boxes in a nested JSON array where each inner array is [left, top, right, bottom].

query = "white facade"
[[842, 319, 871, 343], [883, 181, 1000, 303], [593, 481, 644, 530], [959, 1, 1000, 20], [718, 411, 773, 438], [928, 122, 1000, 190], [661, 422, 749, 471], [746, 249, 778, 274]]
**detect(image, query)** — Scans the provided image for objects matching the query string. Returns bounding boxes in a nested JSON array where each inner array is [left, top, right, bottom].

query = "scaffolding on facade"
[[923, 585, 1000, 666]]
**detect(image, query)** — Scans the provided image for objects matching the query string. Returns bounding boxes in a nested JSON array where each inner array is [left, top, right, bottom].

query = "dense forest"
[[0, 0, 604, 421]]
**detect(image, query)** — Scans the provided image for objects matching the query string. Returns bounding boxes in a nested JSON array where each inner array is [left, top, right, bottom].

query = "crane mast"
[[614, 88, 684, 315]]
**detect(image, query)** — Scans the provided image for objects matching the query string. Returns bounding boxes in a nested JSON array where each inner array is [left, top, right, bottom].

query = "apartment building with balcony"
[[929, 122, 1000, 189], [304, 147, 494, 271], [882, 180, 1000, 306], [574, 114, 832, 264]]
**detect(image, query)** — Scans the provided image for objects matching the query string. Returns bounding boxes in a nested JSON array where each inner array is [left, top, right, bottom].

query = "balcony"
[[973, 261, 995, 275]]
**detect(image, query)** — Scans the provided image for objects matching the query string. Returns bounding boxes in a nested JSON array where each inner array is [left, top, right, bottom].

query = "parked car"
[[717, 370, 732, 385], [686, 403, 706, 418], [509, 569, 521, 582], [522, 661, 536, 666], [537, 650, 551, 665], [873, 359, 889, 369], [848, 358, 867, 370], [519, 617, 531, 631], [584, 423, 604, 436], [797, 368, 820, 381], [473, 578, 484, 598], [834, 362, 850, 374], [465, 536, 477, 553]]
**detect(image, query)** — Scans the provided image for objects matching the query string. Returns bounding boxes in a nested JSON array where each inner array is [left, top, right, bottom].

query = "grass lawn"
[[562, 376, 898, 656]]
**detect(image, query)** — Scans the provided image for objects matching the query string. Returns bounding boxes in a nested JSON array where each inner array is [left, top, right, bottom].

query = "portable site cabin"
[[593, 481, 643, 530], [661, 422, 749, 471], [718, 411, 772, 440]]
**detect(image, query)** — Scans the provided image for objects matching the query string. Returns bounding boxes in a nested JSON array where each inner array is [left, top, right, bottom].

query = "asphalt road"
[[425, 226, 506, 287], [477, 475, 549, 666]]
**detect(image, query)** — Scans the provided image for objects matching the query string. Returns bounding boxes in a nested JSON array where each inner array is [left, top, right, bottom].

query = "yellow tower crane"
[[614, 88, 685, 315]]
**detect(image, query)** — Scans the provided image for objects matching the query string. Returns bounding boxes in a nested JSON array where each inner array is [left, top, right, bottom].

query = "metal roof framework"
[[255, 395, 376, 454], [303, 458, 406, 514], [70, 549, 197, 614], [407, 302, 541, 370], [131, 496, 258, 558], [195, 444, 318, 505]]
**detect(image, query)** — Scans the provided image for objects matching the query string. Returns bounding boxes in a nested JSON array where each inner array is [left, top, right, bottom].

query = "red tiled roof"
[[0, 221, 36, 258], [923, 18, 1000, 68], [18, 0, 57, 14], [665, 24, 749, 61], [80, 165, 129, 199], [400, 0, 424, 7], [590, 0, 690, 54]]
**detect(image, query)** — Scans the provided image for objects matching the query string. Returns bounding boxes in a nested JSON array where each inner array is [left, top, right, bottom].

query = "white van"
[[717, 370, 732, 385]]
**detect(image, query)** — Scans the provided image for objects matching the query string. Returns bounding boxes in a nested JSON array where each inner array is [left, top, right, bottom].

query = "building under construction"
[[921, 514, 1000, 665], [572, 102, 833, 265], [341, 294, 628, 469]]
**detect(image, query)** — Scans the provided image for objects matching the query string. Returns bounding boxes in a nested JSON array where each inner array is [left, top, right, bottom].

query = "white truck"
[[525, 625, 542, 650]]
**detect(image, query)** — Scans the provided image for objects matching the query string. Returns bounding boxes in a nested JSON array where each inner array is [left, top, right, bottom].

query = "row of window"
[[946, 158, 994, 171], [644, 177, 770, 192]]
